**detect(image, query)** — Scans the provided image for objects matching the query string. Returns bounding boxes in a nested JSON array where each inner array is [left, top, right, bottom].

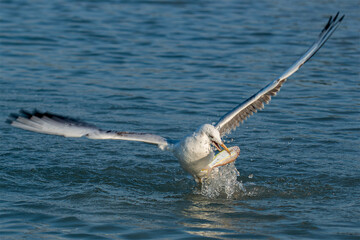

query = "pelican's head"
[[199, 124, 231, 155]]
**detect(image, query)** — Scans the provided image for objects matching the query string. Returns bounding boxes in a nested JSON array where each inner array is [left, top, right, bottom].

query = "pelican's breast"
[[174, 134, 214, 176]]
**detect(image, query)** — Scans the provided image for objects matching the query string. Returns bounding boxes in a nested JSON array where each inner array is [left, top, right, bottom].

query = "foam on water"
[[196, 163, 246, 199]]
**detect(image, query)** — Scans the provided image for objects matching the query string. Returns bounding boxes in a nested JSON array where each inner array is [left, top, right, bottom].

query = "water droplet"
[[197, 163, 246, 199]]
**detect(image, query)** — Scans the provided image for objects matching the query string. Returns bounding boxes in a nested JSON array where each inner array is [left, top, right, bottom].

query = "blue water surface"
[[1, 0, 359, 239]]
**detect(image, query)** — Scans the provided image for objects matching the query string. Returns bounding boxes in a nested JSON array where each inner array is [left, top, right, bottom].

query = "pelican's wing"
[[7, 110, 169, 148], [215, 13, 344, 137]]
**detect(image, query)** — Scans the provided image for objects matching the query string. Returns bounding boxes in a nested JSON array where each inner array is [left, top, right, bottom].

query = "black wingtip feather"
[[325, 16, 332, 30], [339, 14, 345, 22], [20, 109, 32, 118], [9, 113, 19, 119], [6, 112, 21, 124], [323, 12, 343, 32], [29, 109, 67, 121], [33, 109, 43, 118]]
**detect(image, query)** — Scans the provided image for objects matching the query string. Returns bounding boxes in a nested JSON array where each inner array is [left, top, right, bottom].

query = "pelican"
[[7, 13, 344, 183]]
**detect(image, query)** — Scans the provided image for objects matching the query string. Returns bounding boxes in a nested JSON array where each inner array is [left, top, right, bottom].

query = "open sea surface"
[[1, 0, 359, 239]]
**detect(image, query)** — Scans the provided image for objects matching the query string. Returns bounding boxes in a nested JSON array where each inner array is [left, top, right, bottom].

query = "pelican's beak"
[[221, 142, 231, 155], [212, 141, 231, 155], [212, 141, 222, 152]]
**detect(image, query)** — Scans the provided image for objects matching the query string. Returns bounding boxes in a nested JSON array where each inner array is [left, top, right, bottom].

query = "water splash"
[[197, 163, 246, 199]]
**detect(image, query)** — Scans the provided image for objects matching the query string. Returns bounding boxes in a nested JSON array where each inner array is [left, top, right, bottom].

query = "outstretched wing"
[[214, 13, 344, 137], [7, 110, 169, 149]]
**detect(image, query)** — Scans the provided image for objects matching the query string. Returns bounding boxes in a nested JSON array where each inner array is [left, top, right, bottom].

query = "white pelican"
[[7, 13, 344, 182]]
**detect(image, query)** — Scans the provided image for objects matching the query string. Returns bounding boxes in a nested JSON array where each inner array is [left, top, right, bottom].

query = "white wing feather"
[[215, 13, 344, 137], [8, 110, 169, 148]]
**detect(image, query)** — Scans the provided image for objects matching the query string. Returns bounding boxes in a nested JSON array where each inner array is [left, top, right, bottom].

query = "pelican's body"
[[173, 124, 221, 179], [7, 13, 344, 183]]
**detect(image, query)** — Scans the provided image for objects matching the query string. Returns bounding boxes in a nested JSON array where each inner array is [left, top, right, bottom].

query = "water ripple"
[[1, 0, 359, 239]]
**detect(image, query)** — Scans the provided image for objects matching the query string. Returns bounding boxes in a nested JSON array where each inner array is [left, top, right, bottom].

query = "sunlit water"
[[1, 0, 360, 239]]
